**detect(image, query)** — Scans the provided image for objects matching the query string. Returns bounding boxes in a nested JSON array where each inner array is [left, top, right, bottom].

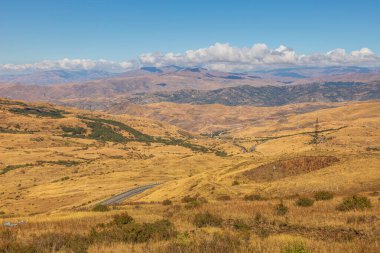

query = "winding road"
[[98, 183, 161, 205]]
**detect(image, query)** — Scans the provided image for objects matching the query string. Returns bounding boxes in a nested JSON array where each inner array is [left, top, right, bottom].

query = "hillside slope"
[[0, 98, 229, 214], [122, 82, 380, 106], [0, 98, 379, 216]]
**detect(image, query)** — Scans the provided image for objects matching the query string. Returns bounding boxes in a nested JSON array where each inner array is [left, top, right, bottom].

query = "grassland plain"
[[0, 98, 379, 252]]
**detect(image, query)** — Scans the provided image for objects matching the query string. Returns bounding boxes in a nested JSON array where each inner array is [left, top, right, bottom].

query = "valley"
[[0, 96, 379, 252]]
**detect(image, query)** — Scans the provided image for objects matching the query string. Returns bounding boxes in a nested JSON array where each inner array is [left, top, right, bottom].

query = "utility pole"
[[314, 118, 319, 149]]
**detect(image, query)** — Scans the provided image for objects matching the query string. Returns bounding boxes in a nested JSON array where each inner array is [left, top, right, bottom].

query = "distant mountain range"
[[1, 65, 380, 86], [109, 82, 380, 106], [0, 69, 115, 85], [0, 66, 379, 108]]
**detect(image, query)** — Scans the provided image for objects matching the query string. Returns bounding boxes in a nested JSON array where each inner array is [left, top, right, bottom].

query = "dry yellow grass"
[[0, 98, 379, 252]]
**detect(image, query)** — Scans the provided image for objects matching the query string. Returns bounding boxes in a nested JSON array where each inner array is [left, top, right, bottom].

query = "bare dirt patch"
[[243, 156, 339, 182]]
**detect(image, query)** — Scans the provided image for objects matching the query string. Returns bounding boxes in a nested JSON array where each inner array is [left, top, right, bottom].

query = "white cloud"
[[1, 43, 380, 74], [138, 43, 380, 72], [0, 58, 138, 74]]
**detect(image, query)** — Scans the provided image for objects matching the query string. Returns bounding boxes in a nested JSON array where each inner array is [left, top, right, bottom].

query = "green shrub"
[[0, 163, 34, 175], [215, 150, 228, 157], [232, 219, 250, 231], [31, 137, 44, 142], [295, 198, 314, 207], [274, 201, 289, 216], [244, 194, 265, 201], [165, 231, 242, 253], [92, 204, 110, 212], [31, 232, 89, 253], [162, 199, 172, 205], [9, 107, 65, 118], [181, 195, 206, 209], [85, 121, 127, 143], [232, 180, 240, 186], [113, 212, 134, 226], [336, 195, 372, 211], [1, 217, 176, 251], [314, 191, 334, 201], [37, 160, 80, 167], [216, 195, 231, 201], [254, 212, 268, 225], [2, 232, 90, 253], [193, 212, 223, 227], [282, 241, 311, 253], [62, 126, 86, 137], [184, 201, 202, 209], [79, 116, 153, 142], [120, 219, 176, 243], [181, 195, 197, 203]]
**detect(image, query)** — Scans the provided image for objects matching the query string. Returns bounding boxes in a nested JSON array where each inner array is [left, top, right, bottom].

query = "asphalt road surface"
[[98, 183, 161, 205]]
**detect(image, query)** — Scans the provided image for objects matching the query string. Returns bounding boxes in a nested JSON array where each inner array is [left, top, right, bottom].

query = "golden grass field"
[[0, 98, 379, 252]]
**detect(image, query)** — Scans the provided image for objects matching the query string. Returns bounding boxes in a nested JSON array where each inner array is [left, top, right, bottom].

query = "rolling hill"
[[0, 97, 379, 252], [0, 98, 379, 214]]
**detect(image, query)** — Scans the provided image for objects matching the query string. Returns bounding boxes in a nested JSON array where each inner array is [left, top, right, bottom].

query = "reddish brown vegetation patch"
[[243, 156, 339, 182]]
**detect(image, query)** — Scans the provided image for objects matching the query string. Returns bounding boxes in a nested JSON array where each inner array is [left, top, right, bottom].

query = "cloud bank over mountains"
[[1, 43, 380, 74]]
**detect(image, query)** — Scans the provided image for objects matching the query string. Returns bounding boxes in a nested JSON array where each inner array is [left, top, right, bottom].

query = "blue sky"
[[0, 0, 379, 69]]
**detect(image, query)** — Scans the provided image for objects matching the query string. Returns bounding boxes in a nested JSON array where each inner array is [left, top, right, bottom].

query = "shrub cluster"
[[164, 231, 244, 253], [113, 212, 134, 226], [9, 107, 66, 118], [193, 212, 223, 228], [336, 195, 372, 211], [216, 195, 231, 201], [274, 201, 289, 216], [181, 195, 207, 209], [244, 194, 265, 201], [314, 191, 334, 201], [295, 197, 314, 207], [91, 204, 110, 212], [162, 199, 173, 205], [282, 241, 311, 253], [62, 126, 86, 137]]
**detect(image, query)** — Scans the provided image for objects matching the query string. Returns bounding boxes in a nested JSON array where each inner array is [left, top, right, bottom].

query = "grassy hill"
[[0, 98, 229, 215], [0, 98, 379, 252]]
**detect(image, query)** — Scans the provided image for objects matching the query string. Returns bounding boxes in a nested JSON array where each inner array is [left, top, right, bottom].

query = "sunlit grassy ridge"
[[0, 98, 379, 252]]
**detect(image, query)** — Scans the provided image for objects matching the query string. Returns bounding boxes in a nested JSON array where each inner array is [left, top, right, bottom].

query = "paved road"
[[98, 183, 161, 205]]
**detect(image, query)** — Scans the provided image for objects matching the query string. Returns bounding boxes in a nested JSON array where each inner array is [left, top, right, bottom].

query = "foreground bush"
[[92, 204, 110, 212], [336, 195, 372, 211], [282, 241, 311, 253], [120, 220, 176, 243], [295, 197, 314, 207], [314, 191, 334, 201], [216, 195, 231, 201], [274, 201, 289, 216], [1, 214, 176, 252], [113, 212, 134, 226], [181, 195, 207, 209], [0, 231, 89, 253], [163, 199, 173, 205], [165, 231, 244, 253], [244, 194, 265, 201], [232, 219, 250, 231], [92, 217, 176, 244], [193, 212, 223, 227]]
